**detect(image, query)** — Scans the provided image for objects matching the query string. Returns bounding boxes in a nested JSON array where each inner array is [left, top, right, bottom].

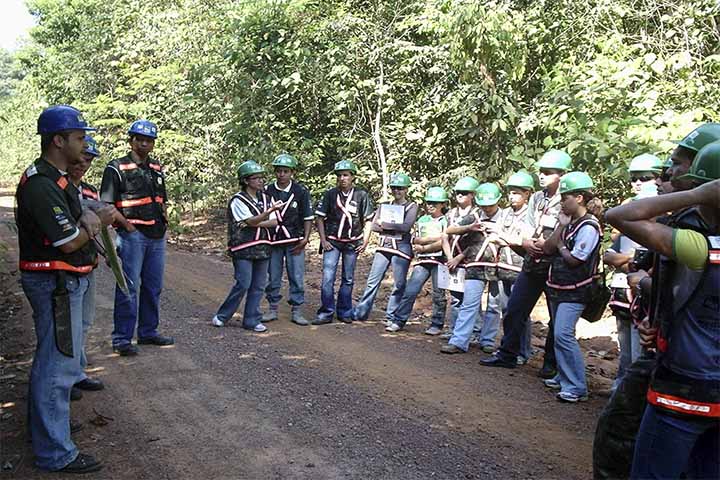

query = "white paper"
[[610, 272, 629, 289], [380, 204, 405, 224], [436, 264, 450, 289], [437, 266, 465, 292]]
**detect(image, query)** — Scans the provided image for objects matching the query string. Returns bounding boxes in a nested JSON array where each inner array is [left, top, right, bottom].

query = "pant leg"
[[22, 272, 87, 471], [686, 422, 720, 480], [393, 264, 431, 327], [612, 311, 633, 391], [352, 251, 391, 321], [542, 285, 556, 368], [242, 259, 269, 329], [215, 257, 254, 322], [265, 246, 285, 307], [497, 271, 545, 361], [112, 230, 144, 347], [386, 253, 411, 322], [429, 265, 448, 328], [449, 290, 463, 331], [336, 246, 358, 319], [137, 235, 166, 340], [317, 248, 341, 320], [79, 270, 96, 380], [448, 279, 486, 351], [478, 281, 505, 348], [552, 301, 587, 397], [286, 246, 305, 306]]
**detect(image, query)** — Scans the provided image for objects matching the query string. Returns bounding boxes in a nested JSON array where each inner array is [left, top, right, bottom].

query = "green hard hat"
[[389, 172, 411, 187], [506, 171, 535, 190], [675, 123, 720, 153], [475, 183, 502, 206], [334, 160, 357, 173], [272, 153, 298, 169], [237, 160, 265, 179], [453, 176, 480, 192], [677, 141, 720, 184], [536, 149, 572, 171], [424, 186, 449, 202], [559, 171, 594, 194], [628, 153, 663, 173]]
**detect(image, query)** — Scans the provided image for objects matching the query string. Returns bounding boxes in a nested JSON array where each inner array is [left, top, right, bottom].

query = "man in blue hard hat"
[[100, 120, 174, 356], [16, 105, 115, 473]]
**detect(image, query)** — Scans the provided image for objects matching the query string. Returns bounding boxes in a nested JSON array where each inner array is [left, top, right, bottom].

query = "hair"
[[40, 131, 70, 153], [575, 190, 605, 225]]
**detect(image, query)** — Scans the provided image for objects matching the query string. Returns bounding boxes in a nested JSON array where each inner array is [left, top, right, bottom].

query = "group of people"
[[15, 103, 719, 477]]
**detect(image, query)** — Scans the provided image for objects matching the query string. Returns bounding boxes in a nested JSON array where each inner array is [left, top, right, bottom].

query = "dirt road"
[[1, 198, 611, 479]]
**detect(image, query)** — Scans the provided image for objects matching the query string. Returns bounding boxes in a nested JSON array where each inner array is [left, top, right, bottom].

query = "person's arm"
[[100, 164, 137, 232], [380, 202, 418, 232], [603, 251, 633, 270], [356, 219, 373, 254], [416, 239, 443, 255], [356, 194, 375, 253], [543, 213, 587, 268], [370, 209, 383, 233]]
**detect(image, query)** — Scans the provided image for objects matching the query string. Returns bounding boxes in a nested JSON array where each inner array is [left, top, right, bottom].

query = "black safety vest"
[[265, 181, 310, 245], [227, 191, 272, 260], [321, 188, 372, 244], [79, 181, 99, 201]]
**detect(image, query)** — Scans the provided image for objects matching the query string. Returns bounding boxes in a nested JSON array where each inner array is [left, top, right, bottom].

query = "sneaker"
[[291, 310, 309, 326], [556, 391, 588, 403], [212, 316, 225, 327], [481, 345, 495, 354], [440, 344, 464, 354], [544, 378, 561, 390], [440, 331, 453, 339], [382, 319, 393, 327], [112, 344, 139, 356], [312, 317, 333, 325], [424, 326, 442, 336], [469, 336, 481, 346], [516, 356, 528, 366], [385, 323, 401, 332], [253, 323, 268, 333], [262, 309, 279, 322]]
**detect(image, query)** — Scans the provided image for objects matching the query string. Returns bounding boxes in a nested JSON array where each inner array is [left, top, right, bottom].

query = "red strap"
[[119, 163, 138, 171], [647, 387, 720, 418], [20, 260, 93, 274], [127, 219, 156, 225]]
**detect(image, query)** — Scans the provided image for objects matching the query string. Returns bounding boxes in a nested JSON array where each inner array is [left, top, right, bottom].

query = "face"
[[668, 146, 694, 191], [426, 201, 445, 217], [656, 169, 673, 195], [130, 134, 155, 158], [508, 188, 530, 209], [560, 192, 582, 216], [244, 174, 265, 190], [67, 152, 94, 182], [630, 171, 658, 194], [480, 204, 498, 216], [336, 171, 354, 189], [274, 167, 293, 185], [454, 190, 474, 208], [539, 168, 563, 188], [390, 186, 407, 201], [57, 130, 87, 165]]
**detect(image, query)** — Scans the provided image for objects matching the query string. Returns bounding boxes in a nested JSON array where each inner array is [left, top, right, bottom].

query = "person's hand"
[[355, 242, 368, 254], [79, 210, 102, 237], [468, 222, 485, 232], [269, 201, 286, 213], [525, 238, 543, 258], [627, 270, 649, 289], [638, 316, 657, 348], [321, 240, 334, 252], [290, 239, 308, 255], [557, 213, 572, 227], [414, 244, 425, 255], [92, 204, 116, 226], [447, 255, 463, 271], [483, 223, 498, 234]]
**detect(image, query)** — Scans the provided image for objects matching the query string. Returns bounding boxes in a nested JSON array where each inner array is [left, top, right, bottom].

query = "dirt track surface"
[[1, 200, 612, 479]]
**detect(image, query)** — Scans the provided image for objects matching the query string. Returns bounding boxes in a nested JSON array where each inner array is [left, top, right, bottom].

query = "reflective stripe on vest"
[[376, 246, 412, 261], [82, 188, 98, 200], [335, 189, 355, 240], [228, 192, 272, 252], [20, 260, 94, 274], [272, 193, 299, 244], [647, 387, 720, 418], [115, 196, 164, 208]]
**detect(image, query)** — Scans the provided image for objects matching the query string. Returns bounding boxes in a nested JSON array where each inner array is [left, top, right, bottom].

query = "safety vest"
[[376, 202, 417, 261], [414, 215, 447, 265], [446, 206, 480, 263], [524, 189, 561, 275], [16, 158, 97, 274], [265, 181, 311, 245], [546, 214, 602, 303], [227, 191, 272, 260], [465, 208, 502, 280], [495, 205, 528, 282], [321, 188, 371, 244], [79, 181, 99, 201], [108, 154, 166, 233]]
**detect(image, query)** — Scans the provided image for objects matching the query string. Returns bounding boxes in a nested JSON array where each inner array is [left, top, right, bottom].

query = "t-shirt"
[[570, 224, 600, 261], [672, 229, 709, 271]]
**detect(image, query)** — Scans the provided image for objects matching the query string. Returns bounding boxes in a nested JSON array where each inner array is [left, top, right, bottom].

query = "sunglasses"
[[631, 175, 655, 183], [539, 169, 562, 175], [390, 186, 406, 191], [455, 191, 472, 196], [426, 202, 442, 206]]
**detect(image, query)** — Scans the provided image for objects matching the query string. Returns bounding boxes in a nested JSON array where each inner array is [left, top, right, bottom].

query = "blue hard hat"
[[128, 119, 158, 139], [83, 135, 100, 157], [37, 105, 96, 135]]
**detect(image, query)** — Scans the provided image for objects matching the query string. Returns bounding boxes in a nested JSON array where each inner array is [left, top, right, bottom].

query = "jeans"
[[612, 311, 642, 392], [317, 244, 357, 321], [21, 271, 87, 471], [393, 263, 447, 328], [631, 405, 719, 479], [551, 301, 587, 397], [79, 270, 95, 381], [216, 257, 269, 329], [265, 244, 305, 307], [497, 270, 553, 364], [449, 290, 463, 331], [476, 281, 506, 347], [448, 279, 486, 351], [112, 230, 166, 347], [352, 246, 411, 322]]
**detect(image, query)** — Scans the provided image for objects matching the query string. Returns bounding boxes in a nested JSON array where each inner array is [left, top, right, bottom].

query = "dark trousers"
[[497, 270, 554, 366]]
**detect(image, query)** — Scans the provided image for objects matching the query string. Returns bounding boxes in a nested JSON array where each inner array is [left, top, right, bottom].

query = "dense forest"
[[1, 0, 718, 228]]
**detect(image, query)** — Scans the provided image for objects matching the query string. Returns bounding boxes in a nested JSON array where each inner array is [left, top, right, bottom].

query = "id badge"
[[540, 214, 557, 229], [347, 200, 358, 214]]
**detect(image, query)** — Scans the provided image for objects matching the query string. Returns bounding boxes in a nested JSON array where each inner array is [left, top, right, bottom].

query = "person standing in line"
[[100, 120, 174, 356], [387, 187, 449, 334], [313, 160, 375, 325], [480, 150, 571, 375], [212, 161, 285, 331], [261, 153, 314, 326], [352, 173, 418, 325]]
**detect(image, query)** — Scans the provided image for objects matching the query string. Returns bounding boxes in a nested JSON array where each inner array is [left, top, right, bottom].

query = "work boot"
[[538, 363, 557, 379], [291, 309, 309, 326], [262, 307, 279, 322]]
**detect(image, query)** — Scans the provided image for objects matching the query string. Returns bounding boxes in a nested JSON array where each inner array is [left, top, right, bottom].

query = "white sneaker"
[[262, 310, 278, 322], [253, 323, 268, 333], [385, 323, 401, 332], [212, 316, 224, 327], [424, 326, 442, 336]]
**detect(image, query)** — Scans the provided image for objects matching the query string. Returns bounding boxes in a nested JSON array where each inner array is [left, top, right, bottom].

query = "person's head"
[[678, 141, 720, 221], [669, 123, 720, 191], [559, 171, 603, 219], [271, 153, 297, 185], [657, 157, 674, 195], [628, 153, 662, 194], [536, 149, 571, 191], [452, 176, 479, 208], [475, 183, 501, 216], [128, 120, 158, 160], [237, 160, 266, 192], [388, 172, 411, 202], [333, 160, 357, 190], [37, 105, 96, 168], [424, 187, 448, 217], [68, 136, 99, 183], [505, 171, 534, 210]]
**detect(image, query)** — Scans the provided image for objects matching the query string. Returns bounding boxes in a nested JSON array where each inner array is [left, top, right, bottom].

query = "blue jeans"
[[352, 247, 411, 322], [612, 312, 642, 391], [393, 263, 447, 328], [112, 230, 166, 347], [477, 280, 532, 357], [631, 405, 719, 479], [265, 244, 305, 307], [317, 244, 357, 321], [21, 271, 87, 471], [216, 257, 269, 329], [551, 301, 587, 397], [79, 270, 95, 381], [449, 279, 486, 351]]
